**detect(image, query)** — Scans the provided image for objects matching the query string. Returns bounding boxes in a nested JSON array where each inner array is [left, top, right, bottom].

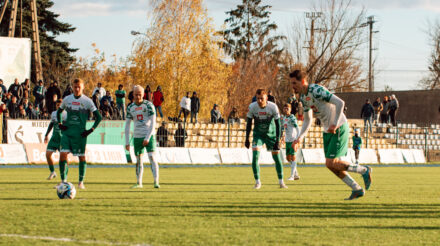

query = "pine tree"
[[0, 0, 77, 82]]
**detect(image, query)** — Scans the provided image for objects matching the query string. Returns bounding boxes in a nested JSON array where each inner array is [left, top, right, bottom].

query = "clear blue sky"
[[53, 0, 440, 91]]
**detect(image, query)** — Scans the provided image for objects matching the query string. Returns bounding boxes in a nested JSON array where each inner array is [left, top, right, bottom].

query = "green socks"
[[79, 161, 87, 182], [59, 160, 68, 181], [252, 150, 260, 180], [48, 164, 55, 172], [272, 153, 283, 179]]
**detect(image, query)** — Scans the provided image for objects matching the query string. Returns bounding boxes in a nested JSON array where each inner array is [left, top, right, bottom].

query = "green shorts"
[[323, 123, 349, 159], [60, 133, 87, 157], [252, 135, 277, 151], [133, 135, 156, 156], [285, 142, 296, 156], [47, 134, 61, 152]]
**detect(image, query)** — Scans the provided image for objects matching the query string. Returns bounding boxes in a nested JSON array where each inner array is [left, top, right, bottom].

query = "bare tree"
[[419, 19, 440, 90], [286, 0, 368, 92]]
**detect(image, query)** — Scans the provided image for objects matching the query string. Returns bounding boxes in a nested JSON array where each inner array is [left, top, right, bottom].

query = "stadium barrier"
[[0, 144, 427, 165]]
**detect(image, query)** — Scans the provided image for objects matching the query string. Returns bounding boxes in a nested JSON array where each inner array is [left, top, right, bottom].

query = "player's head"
[[133, 85, 144, 104], [289, 69, 308, 94], [55, 99, 63, 109], [72, 78, 85, 96], [255, 89, 268, 108], [283, 103, 291, 115], [118, 84, 123, 90]]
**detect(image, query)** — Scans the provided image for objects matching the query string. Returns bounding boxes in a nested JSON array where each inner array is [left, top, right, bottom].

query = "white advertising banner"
[[401, 149, 416, 163], [158, 148, 191, 164], [0, 37, 32, 88], [358, 149, 378, 164], [85, 144, 127, 164], [301, 149, 326, 164], [411, 149, 426, 163], [378, 149, 404, 164], [189, 148, 221, 164], [7, 119, 51, 144], [340, 149, 355, 163], [0, 144, 27, 164], [219, 148, 250, 164], [128, 146, 164, 164]]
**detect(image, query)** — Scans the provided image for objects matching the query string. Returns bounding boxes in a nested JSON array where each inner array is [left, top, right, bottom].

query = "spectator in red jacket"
[[153, 86, 164, 118]]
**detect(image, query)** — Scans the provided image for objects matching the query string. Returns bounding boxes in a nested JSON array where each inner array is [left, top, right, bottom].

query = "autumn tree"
[[419, 19, 440, 89], [130, 0, 231, 118], [286, 0, 368, 92]]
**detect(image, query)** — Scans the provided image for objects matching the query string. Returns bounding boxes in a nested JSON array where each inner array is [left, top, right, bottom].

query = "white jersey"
[[50, 110, 67, 124], [281, 114, 299, 143], [246, 101, 280, 137], [125, 100, 156, 145], [300, 84, 347, 132]]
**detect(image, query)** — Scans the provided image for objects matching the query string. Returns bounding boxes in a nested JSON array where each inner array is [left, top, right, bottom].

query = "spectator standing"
[[228, 107, 240, 124], [0, 79, 7, 99], [26, 103, 39, 119], [144, 85, 153, 102], [100, 99, 114, 118], [8, 78, 23, 99], [287, 94, 299, 116], [33, 80, 46, 110], [46, 81, 61, 113], [110, 101, 120, 120], [380, 96, 389, 124], [17, 105, 27, 119], [153, 86, 164, 118], [92, 91, 100, 110], [360, 99, 374, 135], [92, 82, 106, 101], [352, 129, 362, 164], [211, 104, 225, 123], [115, 84, 126, 120], [267, 90, 277, 103], [190, 91, 200, 123], [389, 94, 399, 126], [47, 94, 58, 113], [63, 84, 73, 98], [21, 79, 30, 95], [372, 97, 383, 126], [178, 92, 191, 123], [128, 90, 134, 105], [174, 122, 187, 147], [100, 90, 113, 105], [156, 122, 169, 147], [8, 96, 20, 119]]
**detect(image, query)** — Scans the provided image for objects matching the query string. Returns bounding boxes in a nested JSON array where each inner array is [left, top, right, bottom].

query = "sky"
[[52, 0, 440, 91]]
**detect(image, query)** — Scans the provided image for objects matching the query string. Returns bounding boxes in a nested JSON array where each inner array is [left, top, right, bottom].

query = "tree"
[[130, 0, 231, 118], [0, 0, 77, 83], [286, 0, 368, 92], [419, 19, 440, 90]]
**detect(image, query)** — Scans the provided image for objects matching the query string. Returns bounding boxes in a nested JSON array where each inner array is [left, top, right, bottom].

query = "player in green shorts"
[[245, 89, 286, 189], [290, 70, 372, 200], [125, 85, 159, 189], [281, 103, 300, 181], [57, 78, 102, 189], [44, 99, 67, 180]]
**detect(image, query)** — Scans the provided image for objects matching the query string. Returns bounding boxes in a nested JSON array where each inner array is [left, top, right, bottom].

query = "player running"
[[280, 103, 300, 181], [44, 99, 67, 180], [290, 70, 372, 200], [245, 89, 286, 189], [57, 78, 102, 189], [125, 85, 160, 189]]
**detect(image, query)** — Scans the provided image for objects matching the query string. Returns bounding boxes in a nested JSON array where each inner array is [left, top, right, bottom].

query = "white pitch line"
[[0, 234, 151, 246]]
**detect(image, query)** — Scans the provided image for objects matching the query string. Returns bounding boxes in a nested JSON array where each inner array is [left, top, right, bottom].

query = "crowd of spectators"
[[361, 95, 400, 134]]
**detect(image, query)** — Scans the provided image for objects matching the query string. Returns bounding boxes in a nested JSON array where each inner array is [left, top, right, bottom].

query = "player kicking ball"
[[57, 78, 102, 189], [125, 85, 160, 189], [245, 89, 286, 189], [290, 70, 372, 200], [44, 99, 67, 180], [280, 103, 300, 181]]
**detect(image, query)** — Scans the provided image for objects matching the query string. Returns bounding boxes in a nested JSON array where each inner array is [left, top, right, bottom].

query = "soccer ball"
[[56, 182, 77, 199]]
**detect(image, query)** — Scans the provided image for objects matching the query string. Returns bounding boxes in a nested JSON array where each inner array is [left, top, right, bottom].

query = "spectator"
[[92, 82, 106, 101], [3, 93, 11, 106], [100, 90, 113, 105], [128, 89, 134, 105], [8, 78, 23, 99], [62, 84, 73, 98], [297, 101, 304, 121], [360, 99, 374, 134], [46, 81, 61, 113], [21, 98, 29, 110], [156, 121, 169, 147], [47, 94, 58, 113], [0, 79, 7, 99], [144, 85, 153, 102], [287, 93, 299, 116], [389, 94, 399, 126], [20, 90, 29, 105], [110, 101, 120, 120], [33, 80, 46, 110], [178, 92, 191, 123], [1, 106, 7, 143], [17, 105, 27, 119], [228, 107, 240, 124], [26, 103, 39, 119], [251, 94, 257, 103], [21, 79, 31, 95], [267, 90, 276, 103], [115, 84, 126, 120], [211, 104, 225, 123], [380, 96, 389, 124], [190, 91, 200, 123], [372, 97, 383, 126], [102, 109, 112, 120], [153, 86, 164, 118], [174, 122, 187, 147], [100, 99, 113, 118], [7, 96, 20, 119], [352, 128, 362, 164]]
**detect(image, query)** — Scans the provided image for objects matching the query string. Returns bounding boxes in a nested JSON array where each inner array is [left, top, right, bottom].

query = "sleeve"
[[272, 103, 280, 120], [312, 85, 333, 102], [246, 104, 253, 119], [296, 110, 313, 141], [88, 98, 98, 112], [125, 118, 132, 146], [328, 94, 345, 126], [45, 122, 54, 137], [144, 105, 157, 142]]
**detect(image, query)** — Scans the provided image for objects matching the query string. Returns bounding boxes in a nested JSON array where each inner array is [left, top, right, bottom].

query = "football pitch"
[[0, 166, 439, 246]]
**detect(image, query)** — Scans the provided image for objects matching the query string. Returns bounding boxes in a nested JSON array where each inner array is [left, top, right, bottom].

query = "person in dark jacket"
[[174, 123, 187, 147], [63, 84, 73, 98], [380, 96, 389, 124], [267, 90, 276, 103], [360, 99, 375, 134], [8, 78, 23, 99], [190, 91, 200, 123], [7, 96, 20, 119], [156, 122, 169, 147], [33, 80, 46, 110], [45, 81, 61, 114], [210, 104, 224, 123]]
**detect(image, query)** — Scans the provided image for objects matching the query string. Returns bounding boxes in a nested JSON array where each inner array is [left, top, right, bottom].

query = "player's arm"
[[56, 106, 67, 130], [125, 117, 132, 150], [44, 122, 54, 143], [273, 118, 282, 150], [143, 110, 157, 145], [245, 117, 252, 149], [328, 94, 345, 133], [294, 110, 313, 145], [81, 110, 102, 137]]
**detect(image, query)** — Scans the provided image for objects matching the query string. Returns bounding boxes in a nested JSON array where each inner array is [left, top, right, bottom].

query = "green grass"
[[0, 166, 439, 246]]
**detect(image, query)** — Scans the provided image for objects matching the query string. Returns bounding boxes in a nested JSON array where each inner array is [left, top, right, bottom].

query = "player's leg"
[[59, 135, 71, 183], [267, 137, 286, 188], [75, 137, 88, 189], [286, 142, 298, 181], [46, 135, 61, 180], [45, 150, 57, 180], [354, 148, 359, 164], [133, 138, 145, 188], [251, 137, 263, 189], [146, 135, 159, 188]]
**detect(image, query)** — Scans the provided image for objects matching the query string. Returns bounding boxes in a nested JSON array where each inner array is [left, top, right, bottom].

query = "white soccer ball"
[[56, 182, 77, 199]]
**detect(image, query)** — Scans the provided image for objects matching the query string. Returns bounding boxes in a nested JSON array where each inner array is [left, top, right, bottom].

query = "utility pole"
[[305, 12, 322, 82], [30, 0, 43, 81], [367, 16, 376, 92], [7, 0, 18, 37]]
